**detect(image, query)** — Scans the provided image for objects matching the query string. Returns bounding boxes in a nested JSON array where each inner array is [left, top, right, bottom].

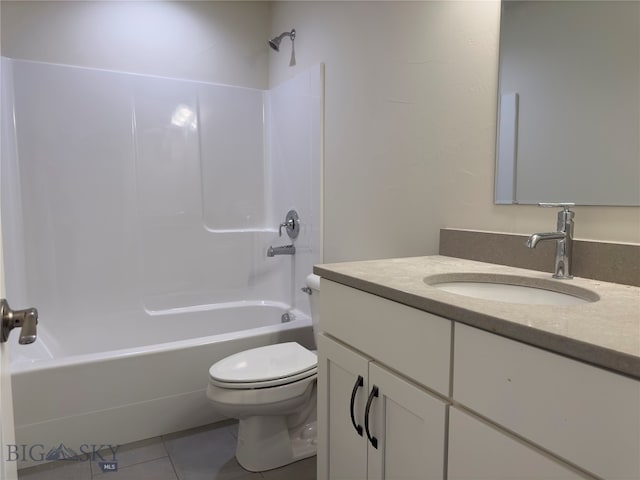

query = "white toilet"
[[206, 274, 321, 472]]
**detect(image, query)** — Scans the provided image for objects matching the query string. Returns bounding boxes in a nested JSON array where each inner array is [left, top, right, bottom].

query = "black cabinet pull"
[[349, 375, 364, 436], [364, 385, 379, 449]]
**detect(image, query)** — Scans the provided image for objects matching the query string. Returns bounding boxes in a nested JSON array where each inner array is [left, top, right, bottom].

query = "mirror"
[[495, 1, 639, 206]]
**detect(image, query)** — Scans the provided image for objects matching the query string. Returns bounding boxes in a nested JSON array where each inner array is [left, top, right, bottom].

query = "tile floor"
[[17, 421, 317, 480]]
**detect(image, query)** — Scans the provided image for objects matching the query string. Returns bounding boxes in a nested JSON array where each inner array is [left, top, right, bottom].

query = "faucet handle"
[[538, 202, 575, 212], [278, 210, 300, 239], [539, 203, 575, 232]]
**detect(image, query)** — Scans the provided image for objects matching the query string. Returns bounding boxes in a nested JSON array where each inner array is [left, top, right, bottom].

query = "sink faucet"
[[267, 244, 296, 257], [526, 203, 575, 279]]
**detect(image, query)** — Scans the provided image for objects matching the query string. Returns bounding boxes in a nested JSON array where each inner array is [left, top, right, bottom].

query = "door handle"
[[349, 375, 364, 436], [364, 385, 379, 449], [1, 299, 38, 344]]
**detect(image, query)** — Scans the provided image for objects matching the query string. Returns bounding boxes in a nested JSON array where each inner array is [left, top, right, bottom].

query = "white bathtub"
[[10, 301, 314, 468]]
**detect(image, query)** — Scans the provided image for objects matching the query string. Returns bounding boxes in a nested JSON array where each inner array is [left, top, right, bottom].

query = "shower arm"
[[269, 29, 296, 52], [273, 30, 295, 44]]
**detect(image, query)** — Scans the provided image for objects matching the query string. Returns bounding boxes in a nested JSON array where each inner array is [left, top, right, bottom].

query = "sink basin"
[[424, 273, 599, 306]]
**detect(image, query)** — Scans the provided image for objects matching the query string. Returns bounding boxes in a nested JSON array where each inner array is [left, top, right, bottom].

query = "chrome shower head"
[[269, 29, 296, 52], [268, 38, 281, 52]]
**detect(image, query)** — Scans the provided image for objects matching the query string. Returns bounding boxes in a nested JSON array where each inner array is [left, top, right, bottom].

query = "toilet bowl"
[[206, 274, 321, 472]]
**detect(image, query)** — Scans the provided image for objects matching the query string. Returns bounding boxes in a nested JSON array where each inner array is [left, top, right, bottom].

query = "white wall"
[[1, 1, 271, 89], [270, 1, 640, 263]]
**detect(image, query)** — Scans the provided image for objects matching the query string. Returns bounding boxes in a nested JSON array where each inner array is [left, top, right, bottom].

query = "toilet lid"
[[209, 342, 317, 386]]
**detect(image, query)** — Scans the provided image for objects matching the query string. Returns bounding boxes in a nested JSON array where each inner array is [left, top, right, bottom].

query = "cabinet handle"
[[364, 385, 379, 449], [349, 375, 364, 436]]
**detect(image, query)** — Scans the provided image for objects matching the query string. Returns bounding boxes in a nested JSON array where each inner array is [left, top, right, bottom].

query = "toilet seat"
[[209, 342, 317, 389], [210, 367, 317, 389]]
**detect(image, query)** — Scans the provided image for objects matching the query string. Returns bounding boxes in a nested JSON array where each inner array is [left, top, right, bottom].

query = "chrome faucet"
[[526, 203, 575, 279], [267, 244, 296, 257], [267, 210, 299, 257]]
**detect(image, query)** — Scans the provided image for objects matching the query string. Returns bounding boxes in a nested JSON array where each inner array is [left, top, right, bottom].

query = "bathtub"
[[10, 301, 314, 468]]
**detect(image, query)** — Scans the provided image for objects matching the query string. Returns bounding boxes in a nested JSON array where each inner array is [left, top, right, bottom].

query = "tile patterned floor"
[[17, 421, 317, 480]]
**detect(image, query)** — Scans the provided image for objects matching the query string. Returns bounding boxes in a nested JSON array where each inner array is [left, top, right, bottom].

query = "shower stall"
[[0, 57, 322, 464]]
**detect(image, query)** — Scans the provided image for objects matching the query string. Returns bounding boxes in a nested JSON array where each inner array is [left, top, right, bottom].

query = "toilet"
[[206, 274, 321, 472]]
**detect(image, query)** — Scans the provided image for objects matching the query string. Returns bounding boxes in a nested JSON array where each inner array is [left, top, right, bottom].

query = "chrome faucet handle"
[[538, 202, 575, 211], [538, 203, 576, 232], [278, 219, 293, 237], [278, 210, 300, 239]]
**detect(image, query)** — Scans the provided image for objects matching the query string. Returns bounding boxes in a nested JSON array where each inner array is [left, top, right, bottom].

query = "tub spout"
[[267, 244, 296, 257]]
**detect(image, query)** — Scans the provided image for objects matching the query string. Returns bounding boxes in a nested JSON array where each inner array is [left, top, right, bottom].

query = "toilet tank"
[[305, 274, 321, 345]]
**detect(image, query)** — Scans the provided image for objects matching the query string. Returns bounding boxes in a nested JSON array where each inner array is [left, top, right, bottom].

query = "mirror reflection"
[[495, 1, 639, 206]]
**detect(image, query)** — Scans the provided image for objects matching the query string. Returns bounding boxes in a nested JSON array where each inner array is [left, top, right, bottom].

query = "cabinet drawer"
[[320, 279, 451, 395], [454, 323, 640, 480], [449, 407, 587, 479]]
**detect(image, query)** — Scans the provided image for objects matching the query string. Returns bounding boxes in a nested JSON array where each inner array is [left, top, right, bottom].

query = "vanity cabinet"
[[317, 333, 447, 480], [317, 278, 640, 480]]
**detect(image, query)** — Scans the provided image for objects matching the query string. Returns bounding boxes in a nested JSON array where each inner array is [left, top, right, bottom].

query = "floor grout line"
[[164, 443, 181, 480]]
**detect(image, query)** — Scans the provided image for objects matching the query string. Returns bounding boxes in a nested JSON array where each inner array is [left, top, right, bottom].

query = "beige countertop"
[[314, 255, 640, 380]]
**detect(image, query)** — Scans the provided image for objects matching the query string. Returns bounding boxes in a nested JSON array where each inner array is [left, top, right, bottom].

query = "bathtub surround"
[[1, 58, 322, 467], [439, 228, 640, 287], [4, 59, 322, 317]]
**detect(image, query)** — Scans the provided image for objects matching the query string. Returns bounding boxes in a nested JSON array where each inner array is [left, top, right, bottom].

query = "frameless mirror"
[[495, 1, 639, 205]]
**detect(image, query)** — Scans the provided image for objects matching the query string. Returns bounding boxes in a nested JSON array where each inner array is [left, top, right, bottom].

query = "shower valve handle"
[[279, 219, 294, 237], [278, 210, 300, 239]]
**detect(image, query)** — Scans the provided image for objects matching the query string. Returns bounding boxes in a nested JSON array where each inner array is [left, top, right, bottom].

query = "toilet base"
[[236, 416, 317, 472]]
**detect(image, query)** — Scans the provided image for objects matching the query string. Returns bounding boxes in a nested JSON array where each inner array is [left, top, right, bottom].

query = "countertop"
[[314, 255, 640, 379]]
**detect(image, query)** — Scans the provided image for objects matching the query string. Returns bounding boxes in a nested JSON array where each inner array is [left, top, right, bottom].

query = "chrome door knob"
[[1, 299, 38, 344]]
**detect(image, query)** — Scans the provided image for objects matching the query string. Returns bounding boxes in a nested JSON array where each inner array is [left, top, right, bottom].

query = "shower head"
[[268, 29, 296, 52]]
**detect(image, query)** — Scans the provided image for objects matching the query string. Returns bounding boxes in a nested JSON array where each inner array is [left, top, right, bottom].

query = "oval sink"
[[424, 273, 599, 306]]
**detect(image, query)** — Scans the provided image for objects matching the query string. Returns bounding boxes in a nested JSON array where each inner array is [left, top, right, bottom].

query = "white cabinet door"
[[448, 407, 588, 480], [366, 362, 447, 480], [318, 334, 448, 480], [317, 334, 370, 480]]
